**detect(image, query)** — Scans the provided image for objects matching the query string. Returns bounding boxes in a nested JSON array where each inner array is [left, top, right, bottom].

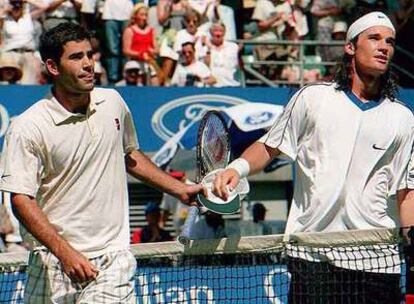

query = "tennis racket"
[[178, 110, 231, 245]]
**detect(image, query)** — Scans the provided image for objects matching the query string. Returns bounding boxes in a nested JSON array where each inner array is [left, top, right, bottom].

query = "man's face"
[[348, 26, 395, 77], [210, 25, 225, 46], [125, 68, 141, 84], [182, 44, 195, 65], [54, 40, 95, 93], [0, 67, 19, 83], [185, 17, 198, 35]]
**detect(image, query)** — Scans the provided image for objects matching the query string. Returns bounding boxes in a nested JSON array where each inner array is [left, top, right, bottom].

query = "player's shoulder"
[[13, 98, 50, 124], [387, 98, 414, 121], [92, 87, 123, 99], [8, 98, 51, 137], [298, 82, 336, 95], [387, 98, 413, 113], [289, 82, 337, 104], [92, 87, 126, 108]]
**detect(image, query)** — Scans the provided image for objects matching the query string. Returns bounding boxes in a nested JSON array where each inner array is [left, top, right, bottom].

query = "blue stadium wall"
[[0, 86, 413, 152]]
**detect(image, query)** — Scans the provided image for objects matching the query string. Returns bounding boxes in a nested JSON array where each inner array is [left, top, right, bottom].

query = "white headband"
[[346, 11, 395, 42]]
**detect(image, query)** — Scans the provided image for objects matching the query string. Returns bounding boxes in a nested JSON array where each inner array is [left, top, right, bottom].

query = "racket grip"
[[178, 206, 199, 245]]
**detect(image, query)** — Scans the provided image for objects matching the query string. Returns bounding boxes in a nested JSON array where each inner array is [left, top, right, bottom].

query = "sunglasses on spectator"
[[126, 69, 141, 74]]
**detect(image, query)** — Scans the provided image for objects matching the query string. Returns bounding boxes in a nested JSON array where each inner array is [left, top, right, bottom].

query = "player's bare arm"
[[11, 193, 98, 283], [397, 189, 414, 228], [213, 142, 280, 200], [125, 149, 206, 205]]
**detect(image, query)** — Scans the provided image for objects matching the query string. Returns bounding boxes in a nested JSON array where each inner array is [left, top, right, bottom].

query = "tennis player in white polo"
[[0, 23, 204, 303], [214, 11, 414, 303]]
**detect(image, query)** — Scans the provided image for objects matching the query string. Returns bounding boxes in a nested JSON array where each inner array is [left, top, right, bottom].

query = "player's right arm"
[[213, 86, 309, 200], [11, 194, 98, 283], [0, 121, 98, 283], [213, 142, 280, 200]]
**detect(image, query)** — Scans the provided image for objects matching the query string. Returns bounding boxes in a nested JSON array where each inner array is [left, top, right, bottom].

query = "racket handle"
[[178, 206, 199, 245]]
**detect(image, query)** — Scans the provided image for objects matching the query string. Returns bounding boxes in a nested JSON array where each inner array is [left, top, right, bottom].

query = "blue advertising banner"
[[0, 265, 290, 304], [0, 86, 293, 152], [135, 265, 289, 304], [0, 86, 413, 152]]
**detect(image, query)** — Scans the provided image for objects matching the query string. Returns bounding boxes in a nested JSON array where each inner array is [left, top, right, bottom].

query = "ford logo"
[[245, 111, 274, 125], [151, 94, 248, 141]]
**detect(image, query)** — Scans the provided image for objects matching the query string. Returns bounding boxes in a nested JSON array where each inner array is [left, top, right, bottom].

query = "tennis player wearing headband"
[[214, 11, 414, 303], [0, 23, 204, 303]]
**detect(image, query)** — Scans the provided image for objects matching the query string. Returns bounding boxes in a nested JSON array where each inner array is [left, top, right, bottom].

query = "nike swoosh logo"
[[372, 144, 386, 151]]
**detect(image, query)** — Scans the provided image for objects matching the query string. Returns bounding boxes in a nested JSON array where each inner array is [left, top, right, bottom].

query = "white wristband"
[[226, 158, 250, 179]]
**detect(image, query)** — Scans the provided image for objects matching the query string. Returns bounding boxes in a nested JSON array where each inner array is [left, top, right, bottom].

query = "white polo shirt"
[[0, 88, 138, 258], [260, 83, 414, 234]]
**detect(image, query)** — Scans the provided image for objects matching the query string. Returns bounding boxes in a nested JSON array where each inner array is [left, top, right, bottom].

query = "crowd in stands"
[[0, 0, 412, 86]]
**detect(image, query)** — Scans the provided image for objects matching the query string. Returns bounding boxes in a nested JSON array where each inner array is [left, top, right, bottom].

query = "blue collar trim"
[[345, 90, 382, 111]]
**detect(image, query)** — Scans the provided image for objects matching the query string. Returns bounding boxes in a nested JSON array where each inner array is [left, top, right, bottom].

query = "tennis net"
[[0, 227, 412, 303]]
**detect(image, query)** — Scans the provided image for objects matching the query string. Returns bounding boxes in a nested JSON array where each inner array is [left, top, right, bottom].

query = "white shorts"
[[24, 249, 137, 304]]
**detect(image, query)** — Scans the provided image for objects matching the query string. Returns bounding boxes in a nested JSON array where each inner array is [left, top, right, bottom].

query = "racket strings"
[[201, 118, 229, 175]]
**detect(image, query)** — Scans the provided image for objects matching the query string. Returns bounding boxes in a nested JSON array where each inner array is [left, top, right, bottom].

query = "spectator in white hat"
[[325, 20, 348, 78], [332, 20, 347, 40], [115, 60, 144, 86], [0, 52, 23, 84]]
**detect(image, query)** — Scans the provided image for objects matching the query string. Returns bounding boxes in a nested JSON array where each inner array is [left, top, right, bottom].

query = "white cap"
[[123, 60, 141, 72], [0, 52, 23, 80], [346, 11, 395, 42], [332, 21, 348, 34]]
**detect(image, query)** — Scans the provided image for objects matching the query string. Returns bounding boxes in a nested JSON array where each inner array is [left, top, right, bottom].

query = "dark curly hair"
[[333, 37, 399, 101], [39, 22, 92, 64]]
